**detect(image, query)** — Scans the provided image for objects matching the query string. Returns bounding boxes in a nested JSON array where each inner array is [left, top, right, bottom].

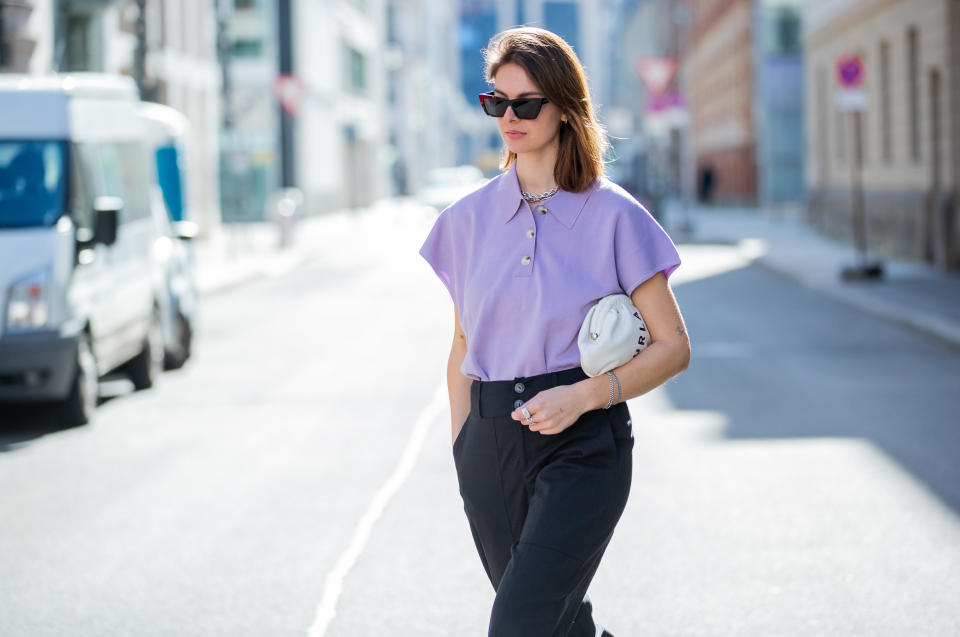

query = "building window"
[[835, 107, 846, 163], [816, 66, 829, 184], [386, 4, 399, 46], [929, 68, 942, 187], [62, 12, 102, 72], [907, 27, 920, 163], [387, 69, 399, 104], [879, 39, 892, 163], [768, 6, 801, 56], [347, 45, 366, 93], [232, 38, 263, 57]]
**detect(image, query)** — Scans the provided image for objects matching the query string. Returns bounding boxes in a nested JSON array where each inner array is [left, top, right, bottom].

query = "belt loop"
[[474, 381, 483, 419], [550, 371, 559, 387]]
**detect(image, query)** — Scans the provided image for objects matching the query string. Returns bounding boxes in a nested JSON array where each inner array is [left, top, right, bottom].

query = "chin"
[[503, 139, 531, 155]]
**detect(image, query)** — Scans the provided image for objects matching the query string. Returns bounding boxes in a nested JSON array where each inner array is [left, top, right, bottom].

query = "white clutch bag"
[[578, 294, 650, 377]]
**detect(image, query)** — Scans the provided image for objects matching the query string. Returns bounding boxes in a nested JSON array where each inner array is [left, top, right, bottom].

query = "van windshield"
[[0, 141, 68, 228]]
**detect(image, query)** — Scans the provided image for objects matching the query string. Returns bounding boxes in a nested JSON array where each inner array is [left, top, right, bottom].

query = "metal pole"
[[0, 3, 7, 70], [841, 108, 883, 279], [133, 0, 147, 98], [851, 110, 866, 265], [277, 0, 295, 188], [216, 0, 233, 131]]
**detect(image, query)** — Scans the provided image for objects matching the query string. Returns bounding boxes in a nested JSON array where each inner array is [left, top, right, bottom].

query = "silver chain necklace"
[[520, 186, 559, 203]]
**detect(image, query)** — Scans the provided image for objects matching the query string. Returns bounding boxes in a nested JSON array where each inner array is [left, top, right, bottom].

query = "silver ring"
[[521, 406, 532, 420]]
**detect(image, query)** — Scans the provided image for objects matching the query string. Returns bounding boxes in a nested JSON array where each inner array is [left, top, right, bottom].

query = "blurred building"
[[753, 0, 803, 205], [685, 0, 804, 206], [133, 0, 221, 236], [688, 0, 756, 203], [607, 0, 689, 214], [804, 0, 960, 270], [0, 0, 40, 72], [220, 0, 278, 222], [383, 0, 463, 196], [292, 0, 388, 211], [0, 0, 222, 236]]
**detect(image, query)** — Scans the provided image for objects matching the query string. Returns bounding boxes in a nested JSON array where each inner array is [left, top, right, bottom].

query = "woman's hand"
[[510, 384, 590, 435]]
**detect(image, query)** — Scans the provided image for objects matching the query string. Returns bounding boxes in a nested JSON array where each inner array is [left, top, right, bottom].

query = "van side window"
[[69, 143, 95, 230], [97, 142, 150, 224], [118, 142, 150, 223]]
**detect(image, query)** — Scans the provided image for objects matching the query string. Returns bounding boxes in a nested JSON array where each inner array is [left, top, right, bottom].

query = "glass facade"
[[544, 2, 579, 54]]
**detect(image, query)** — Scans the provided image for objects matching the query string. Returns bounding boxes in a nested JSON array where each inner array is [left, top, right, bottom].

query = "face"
[[491, 63, 566, 157]]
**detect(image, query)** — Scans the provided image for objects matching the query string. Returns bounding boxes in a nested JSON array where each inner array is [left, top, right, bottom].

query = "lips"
[[505, 131, 526, 140]]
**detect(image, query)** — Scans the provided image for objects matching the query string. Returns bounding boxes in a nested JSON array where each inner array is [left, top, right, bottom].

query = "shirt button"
[[521, 256, 531, 265], [514, 399, 523, 408], [536, 205, 548, 215], [514, 382, 525, 393], [526, 229, 535, 238]]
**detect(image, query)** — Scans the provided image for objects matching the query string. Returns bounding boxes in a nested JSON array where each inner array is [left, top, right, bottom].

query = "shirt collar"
[[494, 161, 596, 229]]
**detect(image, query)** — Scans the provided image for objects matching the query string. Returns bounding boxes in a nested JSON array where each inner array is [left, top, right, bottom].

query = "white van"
[[139, 101, 199, 371], [0, 74, 166, 426]]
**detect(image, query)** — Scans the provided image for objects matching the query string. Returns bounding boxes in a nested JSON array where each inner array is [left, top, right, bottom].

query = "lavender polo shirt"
[[419, 162, 682, 382]]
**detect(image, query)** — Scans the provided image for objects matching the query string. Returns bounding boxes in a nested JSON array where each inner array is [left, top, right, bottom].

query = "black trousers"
[[453, 366, 633, 637]]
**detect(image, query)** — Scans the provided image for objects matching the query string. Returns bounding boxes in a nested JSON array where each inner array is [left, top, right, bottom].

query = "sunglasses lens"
[[480, 95, 505, 117], [513, 99, 541, 119]]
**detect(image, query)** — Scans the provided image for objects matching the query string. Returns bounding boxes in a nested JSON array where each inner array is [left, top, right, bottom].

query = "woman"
[[419, 27, 690, 637]]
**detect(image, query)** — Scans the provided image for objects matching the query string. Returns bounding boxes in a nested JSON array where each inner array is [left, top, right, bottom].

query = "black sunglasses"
[[478, 92, 550, 119]]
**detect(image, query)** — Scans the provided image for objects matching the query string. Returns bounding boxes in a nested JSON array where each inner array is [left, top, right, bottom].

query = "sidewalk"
[[663, 201, 960, 348], [191, 198, 437, 297]]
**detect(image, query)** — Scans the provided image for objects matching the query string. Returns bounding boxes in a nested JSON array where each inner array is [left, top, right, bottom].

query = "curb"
[[751, 253, 960, 350]]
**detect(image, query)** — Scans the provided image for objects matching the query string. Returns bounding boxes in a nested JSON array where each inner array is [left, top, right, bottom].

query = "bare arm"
[[576, 271, 691, 410], [448, 304, 473, 445]]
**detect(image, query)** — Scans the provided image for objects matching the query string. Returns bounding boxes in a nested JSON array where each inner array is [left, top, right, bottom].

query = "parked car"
[[139, 102, 199, 370], [0, 74, 178, 426]]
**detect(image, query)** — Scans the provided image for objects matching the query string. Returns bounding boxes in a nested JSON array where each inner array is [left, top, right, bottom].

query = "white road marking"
[[306, 380, 447, 637]]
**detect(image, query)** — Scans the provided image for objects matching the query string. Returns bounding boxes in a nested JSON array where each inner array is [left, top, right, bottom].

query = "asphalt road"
[[1, 206, 959, 636]]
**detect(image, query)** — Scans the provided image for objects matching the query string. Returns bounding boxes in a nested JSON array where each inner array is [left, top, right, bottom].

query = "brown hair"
[[484, 27, 608, 192]]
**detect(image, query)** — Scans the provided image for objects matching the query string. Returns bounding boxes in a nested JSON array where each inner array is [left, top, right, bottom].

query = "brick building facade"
[[688, 0, 757, 203]]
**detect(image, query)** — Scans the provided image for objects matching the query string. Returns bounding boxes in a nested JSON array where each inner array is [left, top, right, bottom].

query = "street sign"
[[836, 54, 864, 88], [643, 90, 688, 136], [274, 74, 306, 116], [836, 89, 869, 111], [635, 57, 678, 97], [835, 54, 868, 112]]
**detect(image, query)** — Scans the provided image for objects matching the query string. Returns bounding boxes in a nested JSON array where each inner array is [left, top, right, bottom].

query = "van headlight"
[[6, 269, 50, 331]]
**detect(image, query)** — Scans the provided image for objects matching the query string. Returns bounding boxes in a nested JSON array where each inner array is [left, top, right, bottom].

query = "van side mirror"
[[93, 196, 122, 246]]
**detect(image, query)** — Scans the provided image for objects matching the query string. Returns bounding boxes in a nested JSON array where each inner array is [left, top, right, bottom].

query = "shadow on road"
[[0, 376, 131, 452], [667, 263, 960, 515], [0, 402, 81, 451]]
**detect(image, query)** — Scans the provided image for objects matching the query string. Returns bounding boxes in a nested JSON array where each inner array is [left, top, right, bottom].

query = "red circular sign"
[[836, 54, 865, 88], [274, 75, 306, 116]]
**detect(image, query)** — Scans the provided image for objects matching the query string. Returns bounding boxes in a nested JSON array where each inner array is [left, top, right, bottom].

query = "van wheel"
[[57, 332, 99, 427], [163, 312, 192, 370], [128, 311, 164, 390]]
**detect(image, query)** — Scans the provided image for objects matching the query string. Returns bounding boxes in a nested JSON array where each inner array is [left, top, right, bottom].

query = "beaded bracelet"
[[604, 370, 622, 409]]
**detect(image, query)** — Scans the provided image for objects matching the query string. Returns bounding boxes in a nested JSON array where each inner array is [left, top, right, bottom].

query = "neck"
[[514, 141, 559, 195]]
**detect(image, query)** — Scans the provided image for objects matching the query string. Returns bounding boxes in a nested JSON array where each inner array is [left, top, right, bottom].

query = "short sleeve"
[[418, 208, 461, 309], [613, 203, 682, 296]]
